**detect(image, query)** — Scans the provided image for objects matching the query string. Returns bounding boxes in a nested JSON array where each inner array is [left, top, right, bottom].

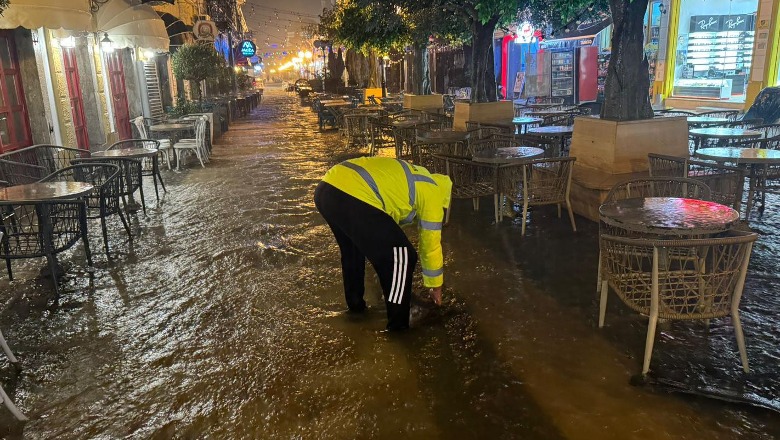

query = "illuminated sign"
[[515, 22, 536, 43], [240, 40, 256, 57]]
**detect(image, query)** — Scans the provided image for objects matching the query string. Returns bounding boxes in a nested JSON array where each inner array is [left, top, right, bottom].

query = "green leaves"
[[171, 43, 226, 84]]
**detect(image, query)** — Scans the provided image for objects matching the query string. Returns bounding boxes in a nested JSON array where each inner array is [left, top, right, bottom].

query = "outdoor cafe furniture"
[[0, 145, 89, 185], [696, 146, 780, 215], [89, 152, 148, 214], [133, 117, 172, 170], [526, 125, 574, 155], [342, 113, 371, 150], [495, 157, 577, 235], [368, 117, 396, 156], [689, 127, 762, 152], [172, 117, 209, 170], [430, 153, 498, 224], [686, 116, 731, 128], [598, 229, 758, 376], [38, 164, 128, 256], [0, 182, 94, 297], [414, 130, 469, 166], [105, 139, 166, 201], [647, 153, 746, 216], [149, 122, 195, 166], [472, 146, 545, 164]]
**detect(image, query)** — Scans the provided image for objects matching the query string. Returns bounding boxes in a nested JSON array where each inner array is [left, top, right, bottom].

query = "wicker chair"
[[605, 177, 711, 202], [174, 117, 208, 170], [647, 153, 687, 177], [431, 154, 498, 223], [655, 110, 695, 117], [496, 157, 577, 236], [723, 118, 764, 129], [599, 230, 759, 376], [108, 139, 166, 202], [0, 199, 93, 296], [688, 159, 746, 213], [516, 133, 560, 157], [73, 156, 145, 215], [697, 110, 740, 120], [342, 113, 371, 150], [41, 163, 130, 255], [0, 145, 90, 185], [749, 123, 780, 139], [368, 117, 395, 156]]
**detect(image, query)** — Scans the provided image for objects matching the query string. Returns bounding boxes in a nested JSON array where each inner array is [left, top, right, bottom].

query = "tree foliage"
[[172, 43, 226, 100]]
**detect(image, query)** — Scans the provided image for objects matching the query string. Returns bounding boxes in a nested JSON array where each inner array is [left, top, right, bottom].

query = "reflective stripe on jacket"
[[322, 157, 448, 287]]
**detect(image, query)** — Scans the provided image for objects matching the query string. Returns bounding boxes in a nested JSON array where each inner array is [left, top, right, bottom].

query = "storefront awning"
[[157, 12, 193, 51], [0, 0, 92, 31], [94, 0, 169, 51]]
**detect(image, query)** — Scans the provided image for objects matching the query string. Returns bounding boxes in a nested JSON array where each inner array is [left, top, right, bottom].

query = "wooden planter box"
[[453, 100, 513, 130], [568, 116, 690, 221], [403, 93, 443, 112]]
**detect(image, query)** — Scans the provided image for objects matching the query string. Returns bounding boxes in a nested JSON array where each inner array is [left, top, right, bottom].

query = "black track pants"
[[314, 181, 417, 330]]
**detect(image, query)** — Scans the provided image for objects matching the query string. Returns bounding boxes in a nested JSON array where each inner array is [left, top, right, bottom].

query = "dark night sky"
[[244, 0, 327, 52]]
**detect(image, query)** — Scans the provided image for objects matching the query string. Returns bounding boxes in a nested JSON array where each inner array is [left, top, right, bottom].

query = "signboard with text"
[[239, 40, 257, 57]]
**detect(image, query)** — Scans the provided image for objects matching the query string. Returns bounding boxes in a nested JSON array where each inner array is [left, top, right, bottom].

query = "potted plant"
[[172, 42, 226, 101]]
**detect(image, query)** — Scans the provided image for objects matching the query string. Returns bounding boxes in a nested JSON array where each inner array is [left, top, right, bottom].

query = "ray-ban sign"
[[690, 14, 754, 33]]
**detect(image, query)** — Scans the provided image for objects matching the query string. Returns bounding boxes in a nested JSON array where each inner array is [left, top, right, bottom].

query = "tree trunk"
[[601, 0, 654, 121], [470, 17, 499, 103], [410, 43, 432, 95]]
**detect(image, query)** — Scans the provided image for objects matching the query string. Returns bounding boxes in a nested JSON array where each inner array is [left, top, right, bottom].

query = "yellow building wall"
[[657, 0, 780, 111], [745, 0, 780, 105], [91, 44, 112, 139], [46, 30, 77, 149]]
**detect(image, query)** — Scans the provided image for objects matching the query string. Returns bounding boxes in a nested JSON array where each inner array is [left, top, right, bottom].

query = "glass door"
[[62, 47, 90, 150], [0, 30, 32, 153], [106, 51, 132, 140]]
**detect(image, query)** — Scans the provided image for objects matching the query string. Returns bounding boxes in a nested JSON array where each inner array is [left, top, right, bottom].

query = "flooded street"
[[0, 87, 778, 439]]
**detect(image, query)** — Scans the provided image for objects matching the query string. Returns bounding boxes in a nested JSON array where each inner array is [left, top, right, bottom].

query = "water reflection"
[[0, 88, 777, 439]]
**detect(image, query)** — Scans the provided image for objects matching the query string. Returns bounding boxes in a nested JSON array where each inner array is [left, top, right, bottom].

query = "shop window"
[[672, 0, 758, 102]]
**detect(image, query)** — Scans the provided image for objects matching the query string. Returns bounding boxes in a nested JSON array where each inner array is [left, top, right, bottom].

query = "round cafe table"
[[0, 181, 93, 202], [527, 125, 574, 156], [472, 146, 545, 164], [599, 197, 739, 236]]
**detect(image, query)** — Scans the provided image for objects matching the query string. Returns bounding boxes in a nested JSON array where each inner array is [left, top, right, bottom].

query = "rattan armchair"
[[496, 157, 577, 236], [41, 163, 130, 256], [431, 153, 498, 223], [647, 154, 745, 215], [0, 199, 93, 297], [599, 230, 758, 376], [605, 177, 711, 202]]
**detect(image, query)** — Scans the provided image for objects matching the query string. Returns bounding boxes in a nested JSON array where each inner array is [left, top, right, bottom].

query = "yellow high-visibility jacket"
[[322, 157, 452, 287]]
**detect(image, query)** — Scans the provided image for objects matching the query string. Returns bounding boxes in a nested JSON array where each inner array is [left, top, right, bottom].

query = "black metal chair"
[[0, 145, 90, 185], [0, 199, 93, 297], [73, 157, 145, 214], [40, 164, 130, 256], [108, 139, 166, 201]]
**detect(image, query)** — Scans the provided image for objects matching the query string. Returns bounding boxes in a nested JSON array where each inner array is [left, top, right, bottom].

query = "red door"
[[62, 48, 90, 150], [106, 51, 132, 140], [0, 30, 32, 153]]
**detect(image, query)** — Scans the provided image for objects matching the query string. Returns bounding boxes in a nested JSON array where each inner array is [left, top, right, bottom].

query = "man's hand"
[[429, 286, 442, 306]]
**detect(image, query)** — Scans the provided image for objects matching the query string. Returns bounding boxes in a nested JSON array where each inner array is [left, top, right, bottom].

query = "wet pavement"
[[0, 87, 778, 439]]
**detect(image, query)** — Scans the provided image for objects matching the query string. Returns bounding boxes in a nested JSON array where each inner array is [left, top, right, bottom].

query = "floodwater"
[[0, 87, 778, 439]]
